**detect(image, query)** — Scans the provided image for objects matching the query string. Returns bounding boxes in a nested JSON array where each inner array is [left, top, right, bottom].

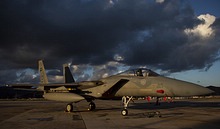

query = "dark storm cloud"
[[0, 0, 220, 83]]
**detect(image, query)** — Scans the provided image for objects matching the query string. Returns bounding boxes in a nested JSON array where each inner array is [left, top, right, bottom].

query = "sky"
[[0, 0, 220, 86]]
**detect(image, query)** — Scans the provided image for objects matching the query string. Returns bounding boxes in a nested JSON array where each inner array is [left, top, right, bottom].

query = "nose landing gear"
[[121, 96, 133, 116]]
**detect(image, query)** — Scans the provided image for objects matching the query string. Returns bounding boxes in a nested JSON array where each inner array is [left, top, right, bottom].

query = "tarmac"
[[0, 98, 219, 129]]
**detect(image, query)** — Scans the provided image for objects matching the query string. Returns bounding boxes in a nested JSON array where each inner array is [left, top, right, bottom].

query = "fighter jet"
[[11, 60, 214, 116]]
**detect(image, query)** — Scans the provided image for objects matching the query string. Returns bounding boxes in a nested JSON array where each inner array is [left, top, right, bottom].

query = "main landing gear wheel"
[[66, 103, 73, 112], [88, 102, 96, 111], [121, 109, 128, 116]]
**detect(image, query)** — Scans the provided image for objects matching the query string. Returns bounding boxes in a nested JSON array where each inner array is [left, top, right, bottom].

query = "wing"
[[9, 81, 104, 90]]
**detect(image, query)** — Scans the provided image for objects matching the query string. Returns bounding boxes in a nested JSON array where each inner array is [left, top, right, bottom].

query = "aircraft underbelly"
[[114, 87, 156, 97]]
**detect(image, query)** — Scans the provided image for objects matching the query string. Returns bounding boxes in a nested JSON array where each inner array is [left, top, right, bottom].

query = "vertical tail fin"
[[38, 60, 48, 84], [63, 64, 75, 83]]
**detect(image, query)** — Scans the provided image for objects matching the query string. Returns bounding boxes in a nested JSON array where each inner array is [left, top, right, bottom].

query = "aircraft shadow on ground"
[[73, 107, 121, 113], [122, 101, 220, 128], [129, 101, 220, 110], [72, 100, 220, 114]]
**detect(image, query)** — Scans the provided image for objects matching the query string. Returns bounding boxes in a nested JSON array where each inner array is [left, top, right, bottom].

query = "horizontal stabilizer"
[[8, 84, 39, 89]]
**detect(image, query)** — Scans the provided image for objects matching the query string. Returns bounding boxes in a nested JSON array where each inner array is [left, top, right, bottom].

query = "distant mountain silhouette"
[[207, 86, 220, 95]]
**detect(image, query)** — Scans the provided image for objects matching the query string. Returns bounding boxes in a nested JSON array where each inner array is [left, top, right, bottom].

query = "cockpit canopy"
[[119, 68, 159, 77]]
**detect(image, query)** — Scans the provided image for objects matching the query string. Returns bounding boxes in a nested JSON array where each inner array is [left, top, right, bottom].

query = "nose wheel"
[[121, 108, 128, 116]]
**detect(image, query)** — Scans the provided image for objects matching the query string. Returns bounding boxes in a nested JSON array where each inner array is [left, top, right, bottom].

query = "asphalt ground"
[[0, 98, 219, 129]]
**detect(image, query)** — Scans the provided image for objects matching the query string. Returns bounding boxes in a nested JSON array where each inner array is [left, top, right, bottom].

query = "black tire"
[[88, 102, 96, 111], [121, 109, 128, 116], [66, 104, 73, 112]]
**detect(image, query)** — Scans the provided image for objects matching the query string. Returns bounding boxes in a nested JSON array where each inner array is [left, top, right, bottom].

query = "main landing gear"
[[66, 103, 73, 112], [121, 96, 133, 116], [65, 101, 96, 112], [88, 101, 96, 111]]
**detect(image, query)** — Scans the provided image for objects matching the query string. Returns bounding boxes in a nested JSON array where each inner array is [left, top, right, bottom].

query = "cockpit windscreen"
[[119, 68, 159, 77]]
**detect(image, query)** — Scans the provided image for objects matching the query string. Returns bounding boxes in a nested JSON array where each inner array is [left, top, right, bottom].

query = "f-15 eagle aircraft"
[[11, 60, 214, 116]]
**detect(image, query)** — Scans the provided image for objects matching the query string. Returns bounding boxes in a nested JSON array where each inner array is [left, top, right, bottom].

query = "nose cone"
[[186, 84, 214, 96], [163, 77, 214, 96]]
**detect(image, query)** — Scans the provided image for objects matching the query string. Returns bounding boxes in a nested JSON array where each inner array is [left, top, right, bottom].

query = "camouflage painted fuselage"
[[82, 69, 213, 98]]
